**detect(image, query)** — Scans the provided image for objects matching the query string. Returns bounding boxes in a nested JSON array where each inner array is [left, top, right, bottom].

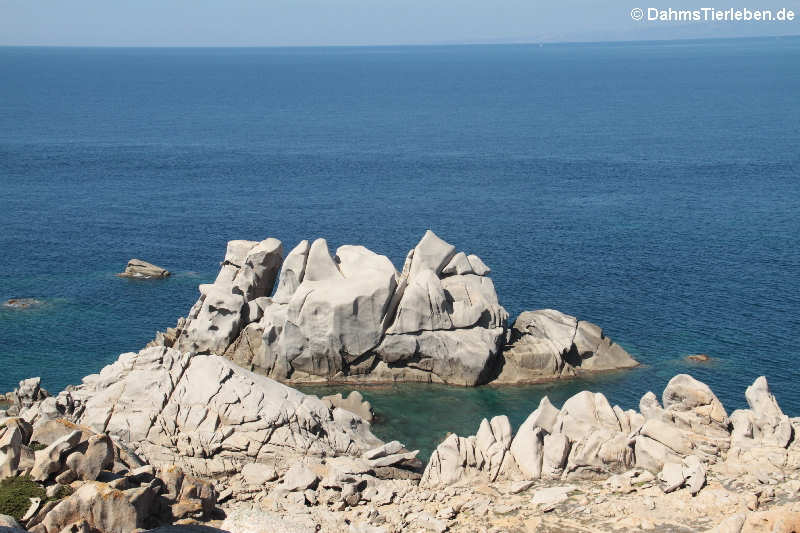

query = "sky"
[[1, 0, 798, 47]]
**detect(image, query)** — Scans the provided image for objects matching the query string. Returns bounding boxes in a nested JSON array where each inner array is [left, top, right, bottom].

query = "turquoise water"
[[1, 39, 799, 455]]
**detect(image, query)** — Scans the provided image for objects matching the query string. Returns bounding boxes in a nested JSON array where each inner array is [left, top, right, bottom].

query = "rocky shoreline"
[[2, 362, 799, 532], [2, 232, 798, 532]]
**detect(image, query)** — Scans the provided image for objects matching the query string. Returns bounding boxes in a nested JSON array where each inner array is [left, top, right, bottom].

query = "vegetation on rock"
[[0, 475, 46, 520]]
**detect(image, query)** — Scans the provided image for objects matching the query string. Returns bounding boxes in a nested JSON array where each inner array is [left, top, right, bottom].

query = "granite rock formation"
[[420, 374, 800, 491], [4, 371, 800, 532], [150, 231, 637, 386], [494, 309, 639, 383], [41, 347, 382, 479]]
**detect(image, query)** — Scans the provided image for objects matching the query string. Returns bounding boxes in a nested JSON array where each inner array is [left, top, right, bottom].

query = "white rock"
[[407, 230, 456, 278], [441, 252, 474, 276], [467, 254, 490, 276], [386, 269, 452, 334], [682, 454, 706, 495], [281, 463, 319, 492], [659, 462, 685, 493], [509, 423, 544, 479], [530, 485, 576, 506], [272, 240, 310, 303], [69, 347, 381, 478], [542, 433, 571, 479], [303, 238, 343, 282], [241, 463, 278, 486]]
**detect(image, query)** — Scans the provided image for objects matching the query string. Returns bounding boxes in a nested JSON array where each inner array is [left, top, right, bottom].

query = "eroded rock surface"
[[422, 375, 799, 490], [494, 309, 638, 383], [54, 347, 381, 479], [150, 231, 637, 387], [4, 373, 800, 533]]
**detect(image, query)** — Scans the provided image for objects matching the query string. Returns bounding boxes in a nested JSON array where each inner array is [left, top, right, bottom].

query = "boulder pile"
[[150, 230, 638, 386], [4, 368, 800, 532], [421, 374, 800, 489], [0, 417, 216, 532]]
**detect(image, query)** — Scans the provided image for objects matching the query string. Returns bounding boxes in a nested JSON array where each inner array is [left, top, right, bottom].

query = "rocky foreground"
[[2, 357, 800, 532]]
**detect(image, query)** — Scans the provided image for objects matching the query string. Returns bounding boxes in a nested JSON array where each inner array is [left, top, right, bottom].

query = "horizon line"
[[1, 33, 799, 50]]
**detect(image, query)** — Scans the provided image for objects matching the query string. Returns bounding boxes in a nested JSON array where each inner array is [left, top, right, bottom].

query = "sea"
[[1, 38, 799, 458]]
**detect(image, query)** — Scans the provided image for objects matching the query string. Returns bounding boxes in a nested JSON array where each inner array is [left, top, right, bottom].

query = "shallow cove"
[[299, 365, 667, 461]]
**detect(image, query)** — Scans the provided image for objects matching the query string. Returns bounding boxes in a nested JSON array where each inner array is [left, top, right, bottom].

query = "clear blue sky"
[[1, 0, 798, 46]]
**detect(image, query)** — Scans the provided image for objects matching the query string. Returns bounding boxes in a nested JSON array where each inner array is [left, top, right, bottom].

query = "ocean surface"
[[1, 38, 799, 458]]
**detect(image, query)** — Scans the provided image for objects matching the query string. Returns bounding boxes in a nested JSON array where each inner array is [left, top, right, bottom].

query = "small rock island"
[[116, 259, 170, 279]]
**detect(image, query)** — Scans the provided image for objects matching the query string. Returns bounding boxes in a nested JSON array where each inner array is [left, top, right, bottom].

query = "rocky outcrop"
[[494, 309, 638, 383], [421, 375, 798, 489], [32, 347, 382, 479], [0, 416, 216, 532], [151, 230, 637, 387], [6, 368, 800, 532], [150, 231, 511, 386], [2, 378, 49, 420], [172, 238, 283, 355], [116, 259, 170, 279]]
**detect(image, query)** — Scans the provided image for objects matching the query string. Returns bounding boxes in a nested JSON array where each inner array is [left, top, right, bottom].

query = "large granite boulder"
[[494, 309, 638, 383], [634, 374, 731, 470], [727, 376, 797, 470], [173, 238, 283, 355], [57, 346, 381, 478]]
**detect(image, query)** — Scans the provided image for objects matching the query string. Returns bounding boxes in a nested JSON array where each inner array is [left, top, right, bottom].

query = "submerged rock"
[[322, 391, 374, 422], [116, 259, 170, 279], [3, 298, 43, 310]]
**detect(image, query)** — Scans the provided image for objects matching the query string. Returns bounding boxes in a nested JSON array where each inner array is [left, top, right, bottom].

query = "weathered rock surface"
[[116, 259, 170, 279], [47, 346, 382, 479], [494, 309, 639, 383], [422, 375, 799, 491], [151, 231, 518, 386], [148, 231, 636, 387], [6, 370, 800, 533]]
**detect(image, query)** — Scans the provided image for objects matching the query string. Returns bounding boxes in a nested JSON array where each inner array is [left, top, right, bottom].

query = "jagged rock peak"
[[422, 374, 800, 489]]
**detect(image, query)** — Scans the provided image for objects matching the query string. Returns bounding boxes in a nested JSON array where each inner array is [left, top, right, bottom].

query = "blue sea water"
[[1, 38, 799, 457]]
